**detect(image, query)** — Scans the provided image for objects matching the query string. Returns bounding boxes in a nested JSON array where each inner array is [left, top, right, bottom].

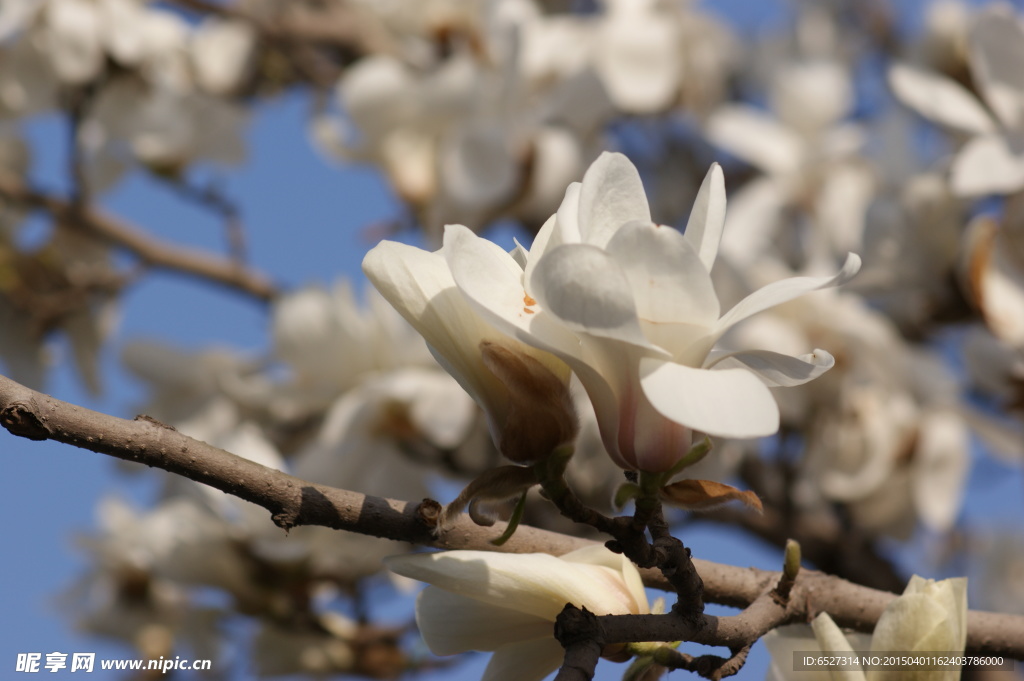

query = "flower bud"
[[479, 340, 578, 464]]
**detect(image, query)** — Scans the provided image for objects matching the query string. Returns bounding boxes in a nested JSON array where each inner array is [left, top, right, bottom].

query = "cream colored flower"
[[385, 545, 649, 681], [765, 575, 967, 681]]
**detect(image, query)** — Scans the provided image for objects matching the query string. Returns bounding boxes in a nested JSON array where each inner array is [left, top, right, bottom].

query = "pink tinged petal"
[[705, 105, 804, 176], [969, 7, 1024, 132], [713, 253, 862, 340], [683, 163, 727, 272], [705, 349, 835, 387], [639, 358, 780, 438], [415, 588, 551, 655], [577, 152, 652, 248], [605, 220, 719, 327], [887, 63, 996, 135], [482, 638, 566, 681], [625, 388, 695, 472], [951, 135, 1024, 196], [528, 243, 663, 351]]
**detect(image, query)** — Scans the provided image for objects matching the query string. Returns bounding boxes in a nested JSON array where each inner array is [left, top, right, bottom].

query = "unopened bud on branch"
[[480, 340, 578, 464]]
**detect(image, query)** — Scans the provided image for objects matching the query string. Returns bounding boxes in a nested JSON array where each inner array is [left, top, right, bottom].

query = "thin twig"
[[153, 173, 248, 265], [0, 173, 277, 302]]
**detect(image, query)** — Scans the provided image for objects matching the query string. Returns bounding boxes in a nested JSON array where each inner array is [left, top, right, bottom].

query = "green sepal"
[[613, 482, 642, 510], [665, 436, 713, 480], [490, 488, 529, 546]]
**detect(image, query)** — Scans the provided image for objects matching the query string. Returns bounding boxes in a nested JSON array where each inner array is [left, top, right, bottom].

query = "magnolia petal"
[[191, 19, 256, 95], [362, 241, 509, 424], [604, 219, 719, 326], [442, 229, 629, 462], [519, 127, 585, 222], [482, 638, 566, 681], [338, 56, 415, 141], [45, 0, 105, 84], [529, 243, 661, 351], [443, 224, 582, 363], [811, 614, 867, 681], [950, 134, 1024, 196], [683, 163, 727, 272], [717, 176, 786, 266], [888, 63, 996, 135], [639, 358, 780, 438], [522, 184, 581, 292], [440, 122, 519, 209], [869, 594, 960, 662], [559, 545, 649, 615], [706, 105, 804, 176], [706, 349, 835, 387], [383, 551, 637, 620], [969, 7, 1024, 132], [964, 215, 1024, 344], [554, 182, 583, 244], [763, 625, 835, 681], [509, 240, 530, 269], [577, 152, 652, 249], [714, 253, 862, 339], [416, 588, 551, 655], [911, 411, 969, 533], [898, 576, 968, 651], [661, 479, 763, 513], [596, 9, 679, 113]]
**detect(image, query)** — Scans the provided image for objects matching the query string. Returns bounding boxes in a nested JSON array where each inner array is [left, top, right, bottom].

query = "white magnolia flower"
[[765, 575, 967, 681], [190, 18, 256, 95], [706, 60, 872, 268], [593, 0, 682, 113], [269, 281, 436, 416], [385, 545, 649, 681], [363, 236, 574, 464], [889, 5, 1024, 196], [444, 152, 859, 471], [725, 285, 970, 536]]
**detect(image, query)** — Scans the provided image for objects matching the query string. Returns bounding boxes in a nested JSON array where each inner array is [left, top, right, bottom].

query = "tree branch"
[[1, 372, 1022, 657], [0, 173, 277, 302]]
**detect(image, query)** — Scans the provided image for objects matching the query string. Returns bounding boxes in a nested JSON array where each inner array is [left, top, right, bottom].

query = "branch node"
[[134, 414, 177, 431], [1, 402, 51, 441], [271, 513, 294, 532], [415, 498, 443, 529]]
